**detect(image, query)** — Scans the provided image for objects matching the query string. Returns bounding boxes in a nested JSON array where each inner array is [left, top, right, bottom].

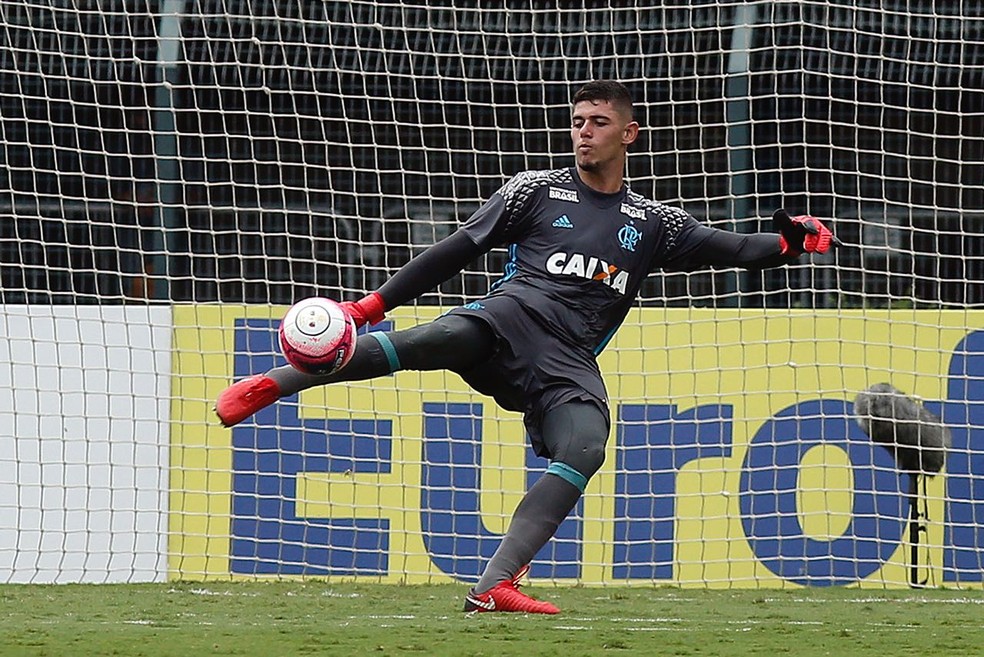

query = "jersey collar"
[[569, 167, 627, 208]]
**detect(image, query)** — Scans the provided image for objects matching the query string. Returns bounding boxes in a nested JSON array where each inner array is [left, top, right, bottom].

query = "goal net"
[[1, 0, 982, 587]]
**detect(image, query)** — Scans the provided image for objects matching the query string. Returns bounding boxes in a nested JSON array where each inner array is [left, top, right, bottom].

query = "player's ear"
[[622, 121, 639, 146]]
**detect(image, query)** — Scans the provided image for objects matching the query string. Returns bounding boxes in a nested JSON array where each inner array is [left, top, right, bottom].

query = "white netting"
[[1, 0, 982, 586]]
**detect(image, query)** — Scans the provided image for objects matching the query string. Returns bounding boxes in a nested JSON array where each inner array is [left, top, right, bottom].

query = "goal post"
[[1, 1, 983, 587]]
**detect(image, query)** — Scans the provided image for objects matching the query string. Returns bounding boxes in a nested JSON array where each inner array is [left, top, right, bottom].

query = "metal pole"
[[724, 3, 761, 307], [908, 472, 929, 588], [151, 0, 187, 300]]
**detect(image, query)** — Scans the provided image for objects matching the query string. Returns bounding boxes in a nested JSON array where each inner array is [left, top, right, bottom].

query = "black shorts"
[[448, 295, 610, 457]]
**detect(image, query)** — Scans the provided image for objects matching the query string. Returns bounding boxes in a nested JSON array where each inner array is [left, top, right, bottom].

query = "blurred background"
[[1, 0, 981, 308]]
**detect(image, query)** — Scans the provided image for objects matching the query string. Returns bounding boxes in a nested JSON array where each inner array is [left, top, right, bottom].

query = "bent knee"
[[564, 440, 606, 481], [546, 445, 605, 493], [549, 433, 607, 492], [577, 442, 607, 477], [540, 401, 610, 487]]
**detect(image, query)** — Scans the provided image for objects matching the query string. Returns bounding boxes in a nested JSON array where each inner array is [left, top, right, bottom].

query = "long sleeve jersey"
[[376, 167, 793, 353]]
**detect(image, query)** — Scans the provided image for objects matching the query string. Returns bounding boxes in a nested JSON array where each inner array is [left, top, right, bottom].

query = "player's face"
[[570, 100, 639, 174]]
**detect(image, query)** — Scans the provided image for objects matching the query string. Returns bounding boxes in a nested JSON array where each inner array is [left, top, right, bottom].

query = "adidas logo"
[[552, 215, 574, 229]]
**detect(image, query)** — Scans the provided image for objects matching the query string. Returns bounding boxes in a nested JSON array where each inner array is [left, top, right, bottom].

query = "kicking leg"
[[215, 314, 495, 426], [464, 401, 608, 614]]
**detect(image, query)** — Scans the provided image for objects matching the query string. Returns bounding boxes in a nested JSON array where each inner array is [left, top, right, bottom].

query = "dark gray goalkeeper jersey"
[[370, 165, 788, 447], [456, 167, 770, 354]]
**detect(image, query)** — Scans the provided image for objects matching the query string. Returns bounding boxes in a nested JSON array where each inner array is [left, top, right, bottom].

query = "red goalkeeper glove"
[[340, 292, 387, 328], [773, 209, 840, 256]]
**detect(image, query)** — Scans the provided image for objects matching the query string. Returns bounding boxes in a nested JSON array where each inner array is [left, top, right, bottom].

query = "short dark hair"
[[572, 80, 634, 121]]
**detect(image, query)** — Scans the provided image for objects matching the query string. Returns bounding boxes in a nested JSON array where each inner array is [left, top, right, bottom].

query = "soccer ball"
[[278, 297, 357, 375]]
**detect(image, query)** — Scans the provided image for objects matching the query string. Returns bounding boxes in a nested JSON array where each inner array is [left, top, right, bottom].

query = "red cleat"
[[215, 375, 281, 427], [510, 563, 531, 588], [463, 579, 560, 615]]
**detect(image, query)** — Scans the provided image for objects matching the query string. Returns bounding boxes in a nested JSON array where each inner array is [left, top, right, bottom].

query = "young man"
[[216, 80, 836, 614]]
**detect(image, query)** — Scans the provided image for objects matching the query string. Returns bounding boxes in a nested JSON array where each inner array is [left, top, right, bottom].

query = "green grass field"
[[1, 582, 982, 656]]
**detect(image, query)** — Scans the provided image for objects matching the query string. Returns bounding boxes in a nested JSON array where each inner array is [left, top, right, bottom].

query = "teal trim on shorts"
[[370, 332, 401, 373], [546, 461, 588, 493]]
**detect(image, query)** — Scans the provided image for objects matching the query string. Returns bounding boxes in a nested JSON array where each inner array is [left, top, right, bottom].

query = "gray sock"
[[473, 473, 581, 594], [268, 333, 393, 396], [267, 364, 330, 397], [269, 317, 495, 397]]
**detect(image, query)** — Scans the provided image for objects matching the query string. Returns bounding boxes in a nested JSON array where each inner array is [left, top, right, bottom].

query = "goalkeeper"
[[216, 80, 837, 614]]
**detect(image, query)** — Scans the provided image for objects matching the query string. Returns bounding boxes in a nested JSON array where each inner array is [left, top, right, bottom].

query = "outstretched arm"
[[342, 188, 527, 326], [687, 228, 790, 269], [665, 209, 838, 271], [342, 229, 487, 326], [378, 229, 487, 308]]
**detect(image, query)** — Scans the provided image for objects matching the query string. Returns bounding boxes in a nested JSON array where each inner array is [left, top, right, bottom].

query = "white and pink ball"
[[278, 297, 357, 375]]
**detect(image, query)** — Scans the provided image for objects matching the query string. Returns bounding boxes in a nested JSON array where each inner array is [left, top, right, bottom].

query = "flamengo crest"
[[618, 222, 642, 252]]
